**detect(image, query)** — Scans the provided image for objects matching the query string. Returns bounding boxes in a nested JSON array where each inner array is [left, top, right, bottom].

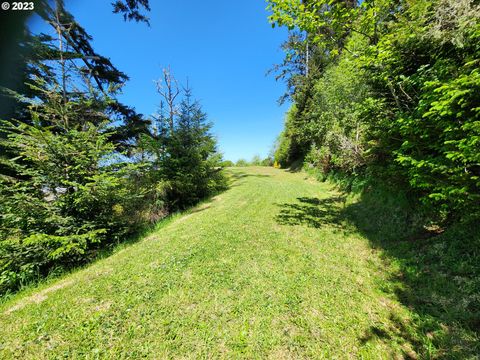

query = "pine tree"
[[143, 73, 226, 210], [1, 0, 150, 178], [161, 86, 219, 207]]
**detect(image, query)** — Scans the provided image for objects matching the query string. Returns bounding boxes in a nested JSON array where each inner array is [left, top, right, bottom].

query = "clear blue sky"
[[31, 0, 290, 162]]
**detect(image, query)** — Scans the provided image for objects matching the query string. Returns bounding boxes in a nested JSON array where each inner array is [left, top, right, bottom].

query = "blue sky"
[[31, 0, 290, 161]]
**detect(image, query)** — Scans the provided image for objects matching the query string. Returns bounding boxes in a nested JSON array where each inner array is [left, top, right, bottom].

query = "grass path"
[[0, 167, 417, 358]]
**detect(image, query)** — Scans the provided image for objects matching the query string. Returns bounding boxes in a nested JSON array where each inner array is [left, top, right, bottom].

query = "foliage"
[[112, 0, 151, 24], [250, 155, 263, 166], [220, 160, 235, 167], [268, 0, 480, 222], [0, 0, 228, 294], [261, 157, 274, 167], [267, 0, 360, 54], [139, 84, 227, 211], [0, 0, 150, 165], [232, 156, 273, 167], [235, 159, 249, 167], [0, 84, 148, 294]]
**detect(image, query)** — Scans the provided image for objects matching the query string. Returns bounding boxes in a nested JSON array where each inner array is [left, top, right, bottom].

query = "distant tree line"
[[222, 155, 273, 168]]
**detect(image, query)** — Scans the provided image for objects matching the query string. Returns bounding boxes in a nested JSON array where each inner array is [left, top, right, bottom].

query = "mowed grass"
[[1, 167, 420, 358]]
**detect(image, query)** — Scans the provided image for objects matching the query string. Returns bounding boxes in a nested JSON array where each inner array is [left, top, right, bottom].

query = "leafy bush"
[[394, 55, 480, 220], [0, 87, 151, 294], [273, 130, 292, 167], [268, 0, 480, 223], [221, 160, 235, 167], [235, 159, 249, 167], [261, 157, 274, 167]]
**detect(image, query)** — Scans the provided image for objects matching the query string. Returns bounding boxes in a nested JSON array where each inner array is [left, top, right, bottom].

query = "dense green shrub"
[[221, 160, 235, 167], [230, 156, 273, 167], [361, 1, 480, 221], [235, 159, 249, 167], [0, 87, 151, 293], [269, 0, 480, 223], [261, 157, 274, 167]]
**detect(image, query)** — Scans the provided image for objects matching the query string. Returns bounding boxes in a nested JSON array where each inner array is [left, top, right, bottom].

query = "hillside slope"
[[0, 167, 444, 358]]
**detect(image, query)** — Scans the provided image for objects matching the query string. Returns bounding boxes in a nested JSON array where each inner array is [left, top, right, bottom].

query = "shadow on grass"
[[275, 193, 480, 359], [229, 171, 272, 180], [275, 196, 346, 228], [227, 171, 272, 188]]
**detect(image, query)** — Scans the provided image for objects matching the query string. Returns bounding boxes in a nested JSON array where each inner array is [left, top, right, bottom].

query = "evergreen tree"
[[1, 0, 150, 177], [140, 74, 227, 211], [0, 79, 147, 294], [161, 86, 222, 208]]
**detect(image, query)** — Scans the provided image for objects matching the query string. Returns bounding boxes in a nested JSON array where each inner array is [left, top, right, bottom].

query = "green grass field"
[[0, 167, 477, 359]]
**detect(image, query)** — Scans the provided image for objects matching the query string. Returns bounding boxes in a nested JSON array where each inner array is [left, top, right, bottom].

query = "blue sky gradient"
[[31, 0, 290, 161]]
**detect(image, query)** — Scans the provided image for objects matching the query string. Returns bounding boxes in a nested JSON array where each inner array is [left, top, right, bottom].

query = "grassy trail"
[[1, 167, 419, 358]]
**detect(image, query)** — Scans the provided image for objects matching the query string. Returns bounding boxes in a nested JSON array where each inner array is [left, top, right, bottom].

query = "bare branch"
[[155, 67, 181, 133]]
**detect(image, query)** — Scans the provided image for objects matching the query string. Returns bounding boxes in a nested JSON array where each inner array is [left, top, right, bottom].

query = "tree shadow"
[[229, 171, 272, 180], [227, 171, 272, 188], [275, 192, 480, 358], [345, 193, 480, 356], [275, 196, 346, 228]]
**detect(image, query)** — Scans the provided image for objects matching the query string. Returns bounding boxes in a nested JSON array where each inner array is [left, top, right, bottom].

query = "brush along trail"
[[0, 167, 417, 359]]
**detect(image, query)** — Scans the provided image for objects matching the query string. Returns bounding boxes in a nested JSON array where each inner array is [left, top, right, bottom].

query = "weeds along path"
[[0, 167, 416, 358]]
